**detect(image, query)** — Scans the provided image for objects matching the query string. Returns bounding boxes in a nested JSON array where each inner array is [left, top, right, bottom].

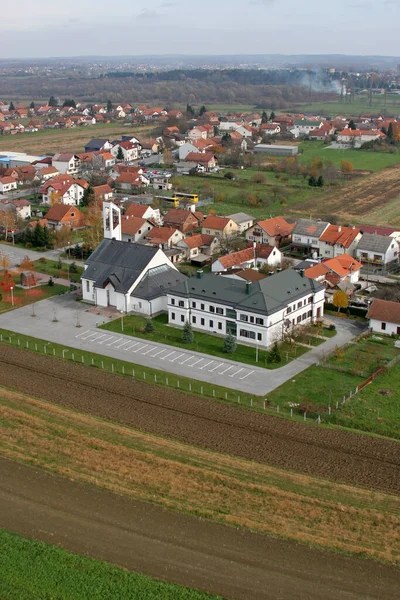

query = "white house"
[[0, 177, 17, 193], [167, 269, 325, 348], [52, 153, 81, 175], [367, 298, 400, 336], [188, 126, 207, 141], [0, 198, 31, 220], [111, 141, 139, 163], [291, 219, 330, 255], [293, 119, 322, 136], [318, 225, 362, 258], [41, 180, 86, 206], [212, 245, 282, 273], [178, 142, 200, 160], [246, 216, 294, 247], [124, 202, 162, 225], [227, 212, 254, 234], [121, 215, 154, 243], [337, 128, 385, 147], [356, 233, 399, 267]]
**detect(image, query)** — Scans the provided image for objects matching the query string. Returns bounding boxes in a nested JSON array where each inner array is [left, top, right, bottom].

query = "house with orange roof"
[[121, 215, 154, 243], [93, 184, 113, 202], [318, 224, 362, 258], [40, 176, 87, 206], [185, 152, 217, 170], [337, 128, 385, 147], [201, 215, 238, 238], [124, 202, 162, 225], [304, 254, 363, 290], [163, 208, 201, 233], [52, 153, 81, 175], [115, 171, 148, 191], [367, 298, 400, 335], [188, 125, 208, 141], [212, 244, 281, 273], [0, 176, 17, 193], [144, 226, 184, 249], [111, 141, 139, 163], [45, 204, 85, 231], [246, 216, 294, 247], [176, 233, 219, 262], [38, 166, 60, 180]]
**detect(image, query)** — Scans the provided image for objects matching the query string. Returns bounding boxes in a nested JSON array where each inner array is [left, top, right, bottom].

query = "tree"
[[199, 105, 207, 116], [144, 319, 155, 333], [348, 119, 356, 130], [116, 146, 124, 161], [32, 222, 46, 248], [0, 211, 16, 241], [308, 175, 317, 187], [48, 96, 58, 107], [252, 172, 267, 184], [387, 122, 394, 139], [9, 101, 15, 111], [182, 321, 194, 343], [54, 225, 72, 249], [81, 185, 95, 207], [261, 110, 268, 124], [29, 101, 35, 109], [0, 253, 10, 270], [20, 256, 34, 271], [1, 270, 14, 293], [333, 290, 348, 312], [340, 160, 354, 179], [270, 111, 275, 121], [316, 175, 324, 187], [223, 332, 237, 354], [107, 99, 113, 113], [62, 99, 76, 108], [267, 341, 281, 363]]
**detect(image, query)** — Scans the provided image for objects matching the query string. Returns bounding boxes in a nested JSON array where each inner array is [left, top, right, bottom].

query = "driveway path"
[[0, 295, 365, 395], [0, 242, 84, 268], [0, 458, 398, 600]]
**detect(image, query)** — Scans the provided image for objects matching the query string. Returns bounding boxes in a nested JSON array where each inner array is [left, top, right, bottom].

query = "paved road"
[[0, 294, 365, 395], [1, 458, 398, 600], [0, 242, 83, 268]]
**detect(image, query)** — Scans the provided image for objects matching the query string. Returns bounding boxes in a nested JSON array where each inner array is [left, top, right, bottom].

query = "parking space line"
[[219, 365, 234, 375], [97, 335, 114, 345], [240, 370, 254, 380], [149, 348, 167, 358], [125, 342, 140, 351], [76, 329, 91, 338], [160, 351, 176, 360], [209, 362, 223, 372], [188, 358, 204, 368], [169, 353, 184, 362], [81, 331, 100, 341], [229, 368, 243, 378], [107, 337, 123, 346], [132, 344, 148, 352], [179, 355, 194, 365], [141, 346, 155, 355], [114, 340, 132, 349], [199, 360, 213, 370], [86, 332, 104, 342]]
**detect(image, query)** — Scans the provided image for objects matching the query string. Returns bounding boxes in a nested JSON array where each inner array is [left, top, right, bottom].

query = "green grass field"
[[0, 529, 221, 600], [33, 258, 84, 281], [0, 278, 66, 314], [100, 313, 312, 369], [292, 96, 400, 118], [298, 141, 400, 172]]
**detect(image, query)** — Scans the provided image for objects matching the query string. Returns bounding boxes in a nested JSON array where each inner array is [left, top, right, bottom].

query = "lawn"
[[0, 275, 66, 314], [327, 336, 399, 377], [1, 388, 399, 562], [292, 96, 400, 118], [33, 258, 84, 282], [100, 313, 311, 369], [0, 529, 221, 600], [298, 141, 400, 172]]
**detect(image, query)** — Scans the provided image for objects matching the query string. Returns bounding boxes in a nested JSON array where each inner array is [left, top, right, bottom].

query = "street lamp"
[[120, 310, 124, 332], [10, 286, 14, 306]]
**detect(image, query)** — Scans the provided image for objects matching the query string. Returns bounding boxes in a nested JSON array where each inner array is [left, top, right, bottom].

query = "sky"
[[1, 0, 400, 59]]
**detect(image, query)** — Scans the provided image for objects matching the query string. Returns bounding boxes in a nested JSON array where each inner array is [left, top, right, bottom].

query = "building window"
[[192, 301, 196, 309], [181, 315, 185, 322], [216, 307, 223, 315], [250, 316, 254, 323], [209, 320, 214, 328], [192, 316, 196, 324], [85, 280, 90, 292], [218, 322, 222, 330], [171, 313, 175, 320], [287, 306, 291, 314], [171, 298, 175, 305], [178, 300, 184, 307], [240, 329, 256, 339], [297, 301, 302, 309], [381, 322, 386, 331], [308, 296, 312, 304], [308, 310, 312, 318], [201, 318, 205, 326], [302, 313, 307, 321], [240, 314, 248, 322], [257, 333, 262, 341], [209, 305, 215, 313], [201, 303, 205, 310], [297, 316, 301, 324], [256, 317, 264, 325]]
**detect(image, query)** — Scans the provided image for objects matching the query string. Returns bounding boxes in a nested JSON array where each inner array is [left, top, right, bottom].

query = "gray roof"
[[357, 233, 396, 253], [169, 269, 323, 316], [85, 138, 109, 150], [133, 264, 186, 300], [292, 218, 330, 238], [227, 212, 255, 225], [83, 239, 159, 293]]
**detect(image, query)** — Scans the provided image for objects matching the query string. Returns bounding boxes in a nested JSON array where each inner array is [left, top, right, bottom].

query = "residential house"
[[141, 139, 161, 154], [337, 128, 385, 147], [144, 226, 184, 249], [367, 299, 400, 335], [246, 216, 294, 247], [176, 234, 219, 263], [81, 238, 185, 315], [178, 141, 200, 160], [318, 224, 362, 258], [52, 153, 80, 175], [124, 202, 162, 225], [184, 152, 218, 171], [167, 269, 325, 347], [293, 119, 322, 136], [211, 245, 281, 273], [308, 125, 335, 141], [151, 173, 172, 191], [93, 184, 113, 202], [84, 138, 112, 153], [202, 215, 238, 238], [291, 219, 330, 255], [98, 151, 116, 169], [304, 255, 362, 291], [45, 204, 85, 231], [115, 171, 147, 191], [355, 233, 399, 268], [0, 198, 31, 220], [39, 166, 60, 180], [260, 123, 281, 136], [236, 124, 257, 138], [227, 212, 254, 234], [121, 216, 154, 243], [111, 141, 139, 163], [188, 126, 208, 140], [0, 176, 17, 193], [163, 208, 200, 233], [40, 176, 88, 206]]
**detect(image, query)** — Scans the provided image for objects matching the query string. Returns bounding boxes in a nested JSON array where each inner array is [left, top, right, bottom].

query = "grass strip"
[[0, 528, 222, 600]]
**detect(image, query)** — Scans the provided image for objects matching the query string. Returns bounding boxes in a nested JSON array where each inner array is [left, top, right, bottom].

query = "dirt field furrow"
[[0, 344, 399, 494]]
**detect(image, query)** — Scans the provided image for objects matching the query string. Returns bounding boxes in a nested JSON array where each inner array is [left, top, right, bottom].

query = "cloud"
[[249, 0, 276, 5], [137, 9, 162, 19], [161, 1, 178, 6]]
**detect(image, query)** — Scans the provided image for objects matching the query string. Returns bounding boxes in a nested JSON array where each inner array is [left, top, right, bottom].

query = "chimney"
[[253, 241, 257, 268], [196, 270, 203, 279], [338, 225, 341, 233], [300, 269, 304, 278], [246, 281, 252, 294]]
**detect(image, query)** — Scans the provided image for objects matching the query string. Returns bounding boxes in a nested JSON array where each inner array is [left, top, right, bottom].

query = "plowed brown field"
[[291, 165, 400, 225], [0, 344, 399, 494]]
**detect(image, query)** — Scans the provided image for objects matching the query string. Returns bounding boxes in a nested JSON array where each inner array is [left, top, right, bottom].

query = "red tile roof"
[[124, 203, 149, 218], [121, 216, 147, 235], [319, 225, 361, 248], [181, 233, 215, 249], [367, 298, 400, 325], [218, 247, 254, 268], [146, 226, 179, 243], [202, 215, 232, 230], [254, 216, 294, 238], [185, 152, 215, 164], [45, 204, 84, 222], [93, 184, 112, 197]]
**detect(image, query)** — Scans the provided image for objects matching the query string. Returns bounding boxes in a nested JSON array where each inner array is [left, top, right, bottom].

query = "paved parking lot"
[[76, 328, 255, 382]]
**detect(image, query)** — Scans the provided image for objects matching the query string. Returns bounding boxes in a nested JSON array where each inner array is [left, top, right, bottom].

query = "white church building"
[[81, 202, 186, 314]]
